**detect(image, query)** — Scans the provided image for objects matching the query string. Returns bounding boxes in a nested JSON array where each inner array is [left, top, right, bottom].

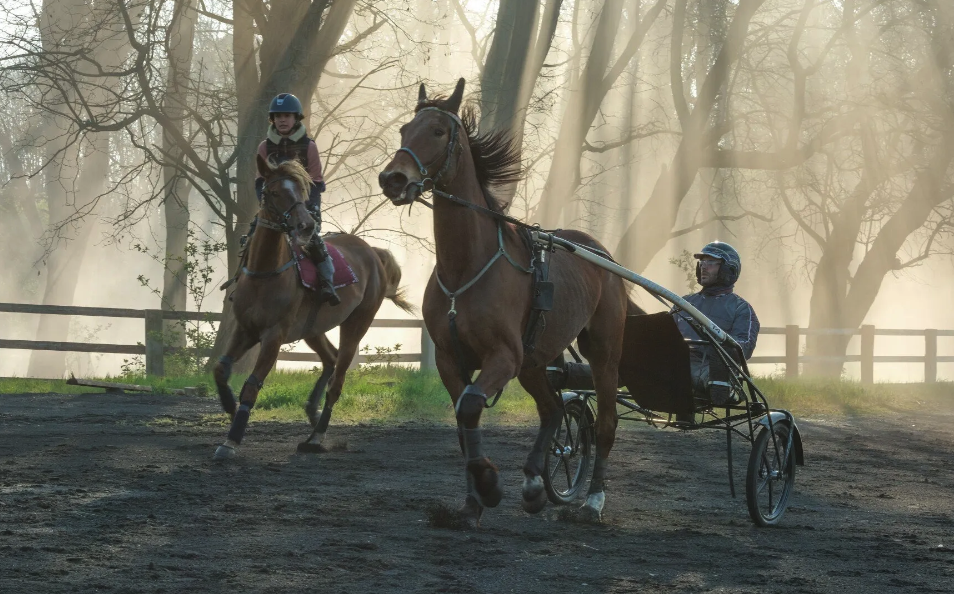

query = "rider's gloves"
[[306, 182, 324, 220]]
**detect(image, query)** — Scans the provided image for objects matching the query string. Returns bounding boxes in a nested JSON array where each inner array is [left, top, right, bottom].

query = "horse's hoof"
[[296, 442, 328, 454], [213, 444, 236, 461], [461, 496, 484, 527], [576, 504, 603, 524], [469, 459, 503, 508], [426, 499, 481, 530], [575, 491, 605, 523], [521, 475, 547, 514]]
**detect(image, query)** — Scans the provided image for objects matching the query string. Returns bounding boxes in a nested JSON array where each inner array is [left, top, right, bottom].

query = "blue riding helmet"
[[268, 93, 303, 118], [694, 241, 741, 286]]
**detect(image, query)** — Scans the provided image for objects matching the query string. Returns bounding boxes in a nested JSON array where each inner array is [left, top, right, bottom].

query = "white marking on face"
[[281, 178, 298, 198]]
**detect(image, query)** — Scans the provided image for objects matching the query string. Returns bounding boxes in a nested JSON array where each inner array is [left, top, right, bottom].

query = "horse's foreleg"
[[214, 333, 283, 460], [213, 330, 257, 417], [432, 350, 483, 522], [516, 368, 562, 514], [453, 351, 518, 514]]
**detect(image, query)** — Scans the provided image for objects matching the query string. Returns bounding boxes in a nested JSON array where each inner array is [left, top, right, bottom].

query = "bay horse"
[[213, 155, 414, 460], [378, 79, 640, 523]]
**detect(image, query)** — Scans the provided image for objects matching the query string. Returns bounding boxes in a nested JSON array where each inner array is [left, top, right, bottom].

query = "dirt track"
[[1, 390, 953, 593]]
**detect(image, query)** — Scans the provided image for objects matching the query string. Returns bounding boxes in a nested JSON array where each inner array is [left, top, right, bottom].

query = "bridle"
[[257, 175, 308, 235], [395, 107, 463, 199], [240, 174, 310, 280]]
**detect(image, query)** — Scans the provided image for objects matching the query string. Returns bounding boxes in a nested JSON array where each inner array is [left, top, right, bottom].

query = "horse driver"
[[251, 92, 340, 306], [672, 241, 760, 405]]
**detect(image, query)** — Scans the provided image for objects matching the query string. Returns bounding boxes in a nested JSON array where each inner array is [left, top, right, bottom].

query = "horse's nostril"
[[379, 170, 408, 197]]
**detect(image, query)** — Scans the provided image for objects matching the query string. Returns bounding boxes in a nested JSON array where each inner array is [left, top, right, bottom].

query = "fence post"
[[860, 325, 875, 385], [145, 309, 164, 377], [785, 325, 799, 379], [925, 329, 938, 384], [420, 323, 436, 372]]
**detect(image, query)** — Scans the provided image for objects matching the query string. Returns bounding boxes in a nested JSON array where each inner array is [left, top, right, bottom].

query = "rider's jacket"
[[255, 123, 325, 200], [672, 286, 760, 360]]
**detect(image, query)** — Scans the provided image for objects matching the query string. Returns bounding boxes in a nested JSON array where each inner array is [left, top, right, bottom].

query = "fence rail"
[[0, 304, 950, 383], [0, 303, 436, 376]]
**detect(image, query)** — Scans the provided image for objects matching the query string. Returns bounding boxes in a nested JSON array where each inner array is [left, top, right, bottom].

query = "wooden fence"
[[0, 303, 436, 376], [750, 325, 954, 383], [0, 303, 951, 383]]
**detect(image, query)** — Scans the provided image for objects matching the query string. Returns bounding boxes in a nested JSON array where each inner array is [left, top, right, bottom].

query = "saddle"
[[291, 240, 358, 291]]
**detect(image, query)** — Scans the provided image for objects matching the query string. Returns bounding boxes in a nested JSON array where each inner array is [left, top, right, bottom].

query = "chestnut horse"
[[213, 156, 414, 460], [378, 79, 639, 523]]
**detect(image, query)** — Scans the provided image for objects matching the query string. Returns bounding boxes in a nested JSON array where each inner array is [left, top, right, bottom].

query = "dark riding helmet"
[[694, 241, 741, 286], [268, 93, 303, 119]]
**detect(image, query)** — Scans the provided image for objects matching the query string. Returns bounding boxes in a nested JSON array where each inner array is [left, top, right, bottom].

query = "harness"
[[394, 107, 558, 397]]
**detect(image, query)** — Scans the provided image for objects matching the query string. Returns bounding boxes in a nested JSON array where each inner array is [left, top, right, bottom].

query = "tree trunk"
[[28, 136, 106, 378], [161, 0, 198, 347], [805, 137, 954, 377], [478, 0, 538, 136], [537, 0, 666, 228], [613, 0, 765, 272]]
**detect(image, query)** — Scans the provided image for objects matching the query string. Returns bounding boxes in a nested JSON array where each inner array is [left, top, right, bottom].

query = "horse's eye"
[[434, 128, 445, 137]]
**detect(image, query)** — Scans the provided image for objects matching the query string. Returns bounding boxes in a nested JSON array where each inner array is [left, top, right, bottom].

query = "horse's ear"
[[446, 78, 465, 113], [256, 153, 271, 177], [417, 83, 427, 105]]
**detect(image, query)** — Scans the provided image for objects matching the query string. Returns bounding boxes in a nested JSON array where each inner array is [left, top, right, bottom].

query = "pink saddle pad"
[[292, 241, 358, 291]]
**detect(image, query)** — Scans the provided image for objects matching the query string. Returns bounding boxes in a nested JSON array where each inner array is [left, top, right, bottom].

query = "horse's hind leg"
[[300, 307, 374, 451], [516, 368, 563, 514], [297, 334, 338, 454], [213, 329, 258, 417], [214, 330, 284, 460], [303, 334, 338, 427], [577, 325, 623, 521]]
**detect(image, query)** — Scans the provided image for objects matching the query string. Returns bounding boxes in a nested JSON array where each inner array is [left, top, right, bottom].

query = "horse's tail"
[[373, 247, 417, 315]]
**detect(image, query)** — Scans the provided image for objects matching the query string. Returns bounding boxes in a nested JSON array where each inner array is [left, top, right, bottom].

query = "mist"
[[1, 0, 952, 382]]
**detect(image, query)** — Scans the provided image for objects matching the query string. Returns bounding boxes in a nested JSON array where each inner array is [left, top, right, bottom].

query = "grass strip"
[[1, 367, 950, 425]]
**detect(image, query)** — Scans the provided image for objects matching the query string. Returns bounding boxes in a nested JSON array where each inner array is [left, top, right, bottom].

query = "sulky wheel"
[[543, 396, 594, 505], [746, 420, 796, 526]]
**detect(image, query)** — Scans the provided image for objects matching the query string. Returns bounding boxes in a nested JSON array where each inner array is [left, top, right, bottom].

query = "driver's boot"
[[306, 234, 340, 306]]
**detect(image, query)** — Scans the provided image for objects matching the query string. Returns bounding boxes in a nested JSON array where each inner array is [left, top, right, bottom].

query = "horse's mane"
[[416, 99, 523, 214], [269, 159, 312, 200]]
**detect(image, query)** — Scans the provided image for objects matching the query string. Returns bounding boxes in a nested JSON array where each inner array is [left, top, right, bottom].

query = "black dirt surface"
[[2, 391, 953, 593]]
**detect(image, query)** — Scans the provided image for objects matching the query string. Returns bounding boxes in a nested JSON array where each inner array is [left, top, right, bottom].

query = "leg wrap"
[[456, 385, 488, 463], [227, 403, 253, 444], [460, 426, 485, 463], [455, 384, 487, 418]]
